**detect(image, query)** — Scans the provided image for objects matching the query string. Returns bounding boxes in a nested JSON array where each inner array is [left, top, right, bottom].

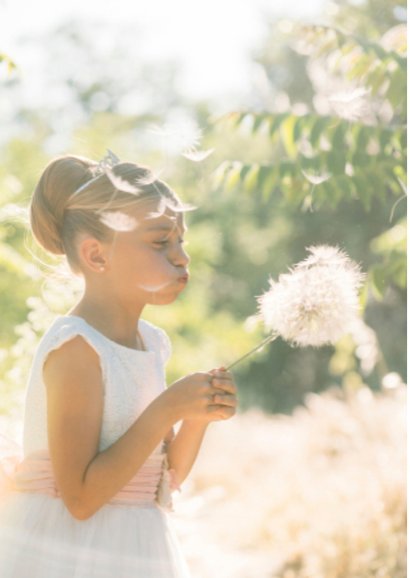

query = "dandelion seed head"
[[295, 245, 362, 277], [258, 246, 364, 347]]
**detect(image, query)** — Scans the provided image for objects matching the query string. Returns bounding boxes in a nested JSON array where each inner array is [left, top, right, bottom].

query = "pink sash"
[[0, 435, 179, 510]]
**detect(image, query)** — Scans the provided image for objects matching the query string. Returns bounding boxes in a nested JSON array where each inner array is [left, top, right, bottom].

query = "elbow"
[[65, 497, 96, 521], [70, 507, 93, 522]]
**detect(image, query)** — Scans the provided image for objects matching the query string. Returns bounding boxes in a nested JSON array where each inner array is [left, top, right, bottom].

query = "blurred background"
[[0, 0, 406, 576]]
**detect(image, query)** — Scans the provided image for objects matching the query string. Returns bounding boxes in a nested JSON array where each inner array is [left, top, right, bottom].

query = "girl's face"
[[103, 199, 190, 307]]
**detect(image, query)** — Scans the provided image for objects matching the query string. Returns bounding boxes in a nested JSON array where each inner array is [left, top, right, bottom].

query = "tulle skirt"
[[0, 492, 191, 577]]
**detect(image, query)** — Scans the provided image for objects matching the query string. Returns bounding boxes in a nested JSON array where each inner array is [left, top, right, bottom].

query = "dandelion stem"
[[226, 333, 278, 370]]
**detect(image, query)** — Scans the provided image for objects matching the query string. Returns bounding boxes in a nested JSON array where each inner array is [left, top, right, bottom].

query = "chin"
[[147, 290, 182, 306], [149, 288, 187, 305]]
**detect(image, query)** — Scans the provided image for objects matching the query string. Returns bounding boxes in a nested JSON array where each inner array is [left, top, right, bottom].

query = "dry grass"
[[173, 385, 406, 578]]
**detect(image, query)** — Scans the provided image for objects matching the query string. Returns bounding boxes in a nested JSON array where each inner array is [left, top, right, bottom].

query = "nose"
[[171, 242, 190, 268]]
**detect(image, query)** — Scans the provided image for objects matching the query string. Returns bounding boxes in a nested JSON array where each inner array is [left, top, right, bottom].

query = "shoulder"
[[139, 319, 172, 364], [44, 334, 100, 372], [36, 316, 107, 377], [40, 316, 90, 346], [41, 322, 104, 403], [43, 335, 102, 396]]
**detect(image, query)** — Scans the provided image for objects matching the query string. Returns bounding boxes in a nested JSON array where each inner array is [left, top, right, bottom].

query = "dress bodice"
[[23, 316, 171, 457]]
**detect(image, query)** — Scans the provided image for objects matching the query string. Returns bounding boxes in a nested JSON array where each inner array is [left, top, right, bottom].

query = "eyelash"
[[153, 238, 186, 248]]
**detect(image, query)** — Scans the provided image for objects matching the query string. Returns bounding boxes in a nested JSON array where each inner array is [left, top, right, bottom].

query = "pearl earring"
[[99, 265, 105, 272]]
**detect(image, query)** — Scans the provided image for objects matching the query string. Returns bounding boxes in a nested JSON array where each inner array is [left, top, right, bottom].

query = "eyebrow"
[[144, 223, 187, 233]]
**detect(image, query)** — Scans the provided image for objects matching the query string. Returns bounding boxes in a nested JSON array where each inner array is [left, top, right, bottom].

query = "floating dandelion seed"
[[143, 197, 196, 220], [134, 169, 164, 187], [148, 124, 213, 162], [145, 197, 169, 220], [105, 168, 144, 194], [137, 280, 173, 292], [181, 148, 215, 162], [301, 170, 332, 185], [99, 211, 139, 232], [226, 246, 364, 369], [329, 88, 370, 122], [148, 122, 203, 155]]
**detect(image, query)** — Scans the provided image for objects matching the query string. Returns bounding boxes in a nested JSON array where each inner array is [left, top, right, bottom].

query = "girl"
[[0, 152, 237, 577]]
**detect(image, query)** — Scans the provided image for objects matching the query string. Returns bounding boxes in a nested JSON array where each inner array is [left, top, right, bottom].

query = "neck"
[[70, 291, 146, 350]]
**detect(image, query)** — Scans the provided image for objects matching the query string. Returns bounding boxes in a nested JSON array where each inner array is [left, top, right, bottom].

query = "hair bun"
[[30, 155, 95, 255]]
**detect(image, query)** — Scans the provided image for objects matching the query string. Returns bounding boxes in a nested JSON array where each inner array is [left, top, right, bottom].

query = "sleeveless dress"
[[0, 315, 191, 578]]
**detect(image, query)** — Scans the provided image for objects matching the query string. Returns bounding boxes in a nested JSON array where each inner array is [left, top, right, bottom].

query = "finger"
[[212, 393, 237, 408], [210, 369, 233, 380], [210, 378, 237, 394], [206, 403, 236, 418], [208, 385, 235, 398], [212, 406, 236, 420]]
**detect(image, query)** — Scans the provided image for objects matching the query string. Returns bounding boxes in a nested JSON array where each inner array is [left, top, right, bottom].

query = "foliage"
[[208, 0, 406, 406], [0, 1, 406, 421], [213, 21, 406, 299]]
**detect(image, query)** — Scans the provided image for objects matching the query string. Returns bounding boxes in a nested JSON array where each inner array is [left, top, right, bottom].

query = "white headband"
[[72, 149, 121, 195]]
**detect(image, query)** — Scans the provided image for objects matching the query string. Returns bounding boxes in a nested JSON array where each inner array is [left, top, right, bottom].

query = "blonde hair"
[[30, 154, 181, 268]]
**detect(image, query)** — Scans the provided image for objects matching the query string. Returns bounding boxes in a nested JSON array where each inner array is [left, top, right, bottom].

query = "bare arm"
[[44, 337, 227, 520], [166, 370, 237, 485]]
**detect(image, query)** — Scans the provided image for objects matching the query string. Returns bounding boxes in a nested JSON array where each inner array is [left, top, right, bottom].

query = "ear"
[[77, 237, 108, 273]]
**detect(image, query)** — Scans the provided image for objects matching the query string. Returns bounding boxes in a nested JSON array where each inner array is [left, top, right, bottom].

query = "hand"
[[164, 368, 237, 423], [207, 367, 238, 422]]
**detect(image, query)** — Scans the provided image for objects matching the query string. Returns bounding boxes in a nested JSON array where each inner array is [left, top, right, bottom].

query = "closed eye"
[[153, 236, 186, 246], [152, 239, 169, 248]]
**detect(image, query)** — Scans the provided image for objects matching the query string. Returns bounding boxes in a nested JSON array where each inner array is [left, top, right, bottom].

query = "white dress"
[[0, 315, 191, 578]]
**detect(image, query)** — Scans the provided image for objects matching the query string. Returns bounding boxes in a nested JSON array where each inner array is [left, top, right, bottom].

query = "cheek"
[[131, 249, 176, 291]]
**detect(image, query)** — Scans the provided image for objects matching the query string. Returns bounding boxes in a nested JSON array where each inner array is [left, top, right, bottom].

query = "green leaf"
[[354, 173, 373, 211], [370, 266, 387, 300], [310, 116, 332, 147], [212, 161, 231, 190], [269, 113, 288, 138], [333, 174, 355, 200], [0, 53, 16, 74], [331, 121, 346, 149], [293, 115, 306, 142], [225, 163, 243, 192], [348, 53, 374, 81], [257, 166, 277, 199], [367, 64, 388, 96], [243, 164, 260, 192], [356, 125, 371, 153], [280, 115, 298, 159], [327, 151, 346, 175], [371, 219, 407, 254], [252, 114, 268, 134], [385, 69, 407, 110]]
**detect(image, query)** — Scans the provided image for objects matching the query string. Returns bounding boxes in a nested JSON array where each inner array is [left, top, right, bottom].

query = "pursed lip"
[[177, 273, 189, 283]]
